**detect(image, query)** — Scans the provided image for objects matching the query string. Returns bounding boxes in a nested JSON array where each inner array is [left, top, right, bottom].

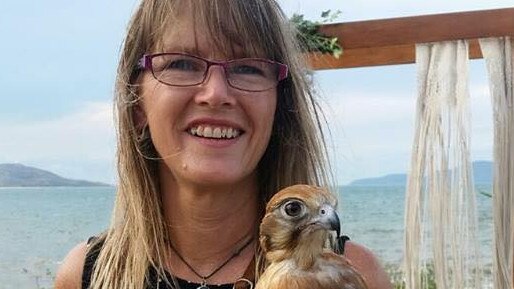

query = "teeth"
[[203, 126, 213, 138], [189, 125, 241, 139], [213, 127, 222, 138]]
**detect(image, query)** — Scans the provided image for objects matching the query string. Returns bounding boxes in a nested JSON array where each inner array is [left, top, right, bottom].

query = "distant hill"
[[0, 163, 110, 187], [349, 161, 493, 186]]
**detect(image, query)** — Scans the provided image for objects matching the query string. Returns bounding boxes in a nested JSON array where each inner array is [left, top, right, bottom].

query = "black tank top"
[[81, 235, 351, 289]]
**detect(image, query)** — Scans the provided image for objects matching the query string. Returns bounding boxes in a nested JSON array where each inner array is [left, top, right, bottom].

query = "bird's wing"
[[321, 251, 369, 289]]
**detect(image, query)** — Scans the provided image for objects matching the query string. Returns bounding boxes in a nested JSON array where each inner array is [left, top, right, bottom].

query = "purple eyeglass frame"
[[137, 52, 289, 89]]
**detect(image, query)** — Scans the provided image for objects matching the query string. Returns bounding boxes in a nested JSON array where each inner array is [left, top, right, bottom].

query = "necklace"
[[170, 236, 255, 289]]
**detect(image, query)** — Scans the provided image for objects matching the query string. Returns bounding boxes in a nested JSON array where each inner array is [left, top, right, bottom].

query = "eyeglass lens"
[[150, 54, 281, 91]]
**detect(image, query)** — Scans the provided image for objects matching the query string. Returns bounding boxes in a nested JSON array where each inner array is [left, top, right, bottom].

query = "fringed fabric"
[[479, 36, 514, 289], [404, 40, 482, 289]]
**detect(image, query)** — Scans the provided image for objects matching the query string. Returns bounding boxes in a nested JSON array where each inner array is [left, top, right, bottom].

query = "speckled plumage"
[[256, 184, 368, 289]]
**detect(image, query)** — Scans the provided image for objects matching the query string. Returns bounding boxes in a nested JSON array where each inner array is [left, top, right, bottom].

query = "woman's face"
[[138, 13, 277, 188]]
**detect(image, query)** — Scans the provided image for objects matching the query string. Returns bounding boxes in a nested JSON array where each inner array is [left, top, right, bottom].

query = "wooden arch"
[[305, 7, 514, 289], [307, 8, 514, 69]]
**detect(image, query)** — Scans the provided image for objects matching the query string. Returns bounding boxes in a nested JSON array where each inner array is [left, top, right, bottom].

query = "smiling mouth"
[[188, 125, 243, 139]]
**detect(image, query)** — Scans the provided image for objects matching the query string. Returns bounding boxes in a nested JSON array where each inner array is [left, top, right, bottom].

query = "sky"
[[1, 0, 512, 185]]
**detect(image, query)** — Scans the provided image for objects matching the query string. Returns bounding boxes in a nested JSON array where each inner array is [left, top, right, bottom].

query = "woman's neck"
[[159, 168, 259, 284]]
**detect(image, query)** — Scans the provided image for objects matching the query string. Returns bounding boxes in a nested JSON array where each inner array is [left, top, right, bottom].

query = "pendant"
[[197, 280, 210, 289]]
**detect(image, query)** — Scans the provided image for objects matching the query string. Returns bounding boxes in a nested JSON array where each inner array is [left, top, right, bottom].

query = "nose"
[[194, 65, 237, 108]]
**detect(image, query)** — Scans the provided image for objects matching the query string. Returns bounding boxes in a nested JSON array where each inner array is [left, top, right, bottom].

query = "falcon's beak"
[[319, 204, 341, 237]]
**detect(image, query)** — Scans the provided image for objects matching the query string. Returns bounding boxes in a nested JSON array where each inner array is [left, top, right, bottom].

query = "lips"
[[188, 125, 242, 139]]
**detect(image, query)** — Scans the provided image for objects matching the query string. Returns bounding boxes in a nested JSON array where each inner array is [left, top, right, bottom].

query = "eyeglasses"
[[138, 53, 288, 92]]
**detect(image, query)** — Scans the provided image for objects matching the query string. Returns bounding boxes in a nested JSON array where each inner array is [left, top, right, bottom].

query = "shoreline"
[[0, 186, 493, 288]]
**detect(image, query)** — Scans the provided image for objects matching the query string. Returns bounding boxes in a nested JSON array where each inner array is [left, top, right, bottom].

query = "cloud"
[[322, 91, 416, 129], [277, 0, 514, 21], [318, 90, 416, 184], [0, 102, 116, 183], [316, 73, 494, 184]]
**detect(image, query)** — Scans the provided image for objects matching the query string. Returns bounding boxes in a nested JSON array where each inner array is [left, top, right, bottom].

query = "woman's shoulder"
[[344, 241, 393, 289], [54, 241, 89, 289]]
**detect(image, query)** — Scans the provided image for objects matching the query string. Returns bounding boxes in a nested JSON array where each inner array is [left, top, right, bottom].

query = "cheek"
[[141, 81, 184, 122], [263, 94, 278, 138], [139, 83, 187, 148], [257, 94, 277, 135], [261, 106, 276, 136], [241, 95, 276, 167], [248, 99, 277, 159]]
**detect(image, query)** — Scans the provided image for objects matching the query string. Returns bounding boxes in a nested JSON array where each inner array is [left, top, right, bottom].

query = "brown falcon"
[[256, 184, 369, 289]]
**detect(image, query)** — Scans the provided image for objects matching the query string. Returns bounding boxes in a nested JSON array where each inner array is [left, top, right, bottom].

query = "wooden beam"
[[307, 8, 514, 70], [308, 39, 483, 69]]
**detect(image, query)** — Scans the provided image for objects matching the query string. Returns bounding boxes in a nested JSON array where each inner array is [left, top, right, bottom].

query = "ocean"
[[0, 185, 493, 289]]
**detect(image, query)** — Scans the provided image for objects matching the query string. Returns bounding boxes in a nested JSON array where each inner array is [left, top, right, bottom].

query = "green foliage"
[[289, 10, 343, 58]]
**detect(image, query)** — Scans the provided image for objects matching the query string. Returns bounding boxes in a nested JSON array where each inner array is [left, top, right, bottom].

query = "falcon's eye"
[[282, 200, 305, 218]]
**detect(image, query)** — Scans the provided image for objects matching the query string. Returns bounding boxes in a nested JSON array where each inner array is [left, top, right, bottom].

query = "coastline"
[[0, 185, 493, 288]]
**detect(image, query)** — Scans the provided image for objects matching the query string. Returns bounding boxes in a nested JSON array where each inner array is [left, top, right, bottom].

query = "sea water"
[[339, 185, 493, 265], [0, 187, 114, 289], [0, 186, 493, 289]]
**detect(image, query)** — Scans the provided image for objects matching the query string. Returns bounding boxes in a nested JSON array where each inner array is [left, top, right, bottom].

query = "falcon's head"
[[259, 184, 340, 268]]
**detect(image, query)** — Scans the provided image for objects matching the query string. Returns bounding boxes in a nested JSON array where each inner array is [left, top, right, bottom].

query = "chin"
[[160, 157, 259, 189], [193, 172, 250, 187], [183, 166, 256, 189]]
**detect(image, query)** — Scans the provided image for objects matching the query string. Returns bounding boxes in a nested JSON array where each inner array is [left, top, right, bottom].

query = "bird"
[[256, 184, 369, 289]]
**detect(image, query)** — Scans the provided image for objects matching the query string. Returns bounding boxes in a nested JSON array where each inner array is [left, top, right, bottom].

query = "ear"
[[132, 103, 147, 130]]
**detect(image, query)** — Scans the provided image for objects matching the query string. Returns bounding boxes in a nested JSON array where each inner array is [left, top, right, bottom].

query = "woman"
[[55, 1, 392, 288]]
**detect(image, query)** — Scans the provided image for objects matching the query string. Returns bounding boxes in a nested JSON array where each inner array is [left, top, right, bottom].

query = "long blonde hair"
[[88, 1, 332, 288]]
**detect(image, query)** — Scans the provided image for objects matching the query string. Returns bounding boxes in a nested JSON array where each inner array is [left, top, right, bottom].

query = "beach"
[[0, 185, 493, 289]]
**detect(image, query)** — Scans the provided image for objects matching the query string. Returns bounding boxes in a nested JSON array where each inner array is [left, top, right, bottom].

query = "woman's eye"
[[165, 59, 199, 71], [231, 65, 264, 75], [283, 200, 304, 217]]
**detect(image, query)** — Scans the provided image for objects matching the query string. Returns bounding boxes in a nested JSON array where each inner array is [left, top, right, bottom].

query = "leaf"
[[289, 11, 343, 57], [332, 47, 343, 59], [289, 13, 305, 24]]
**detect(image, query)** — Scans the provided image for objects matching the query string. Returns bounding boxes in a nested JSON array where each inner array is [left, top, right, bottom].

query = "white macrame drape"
[[479, 37, 514, 289], [404, 40, 481, 289]]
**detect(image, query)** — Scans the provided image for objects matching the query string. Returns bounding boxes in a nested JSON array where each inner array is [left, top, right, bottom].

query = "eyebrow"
[[159, 44, 200, 55]]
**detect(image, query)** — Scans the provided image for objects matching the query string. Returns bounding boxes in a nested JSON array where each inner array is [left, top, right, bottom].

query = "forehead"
[[155, 2, 265, 60]]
